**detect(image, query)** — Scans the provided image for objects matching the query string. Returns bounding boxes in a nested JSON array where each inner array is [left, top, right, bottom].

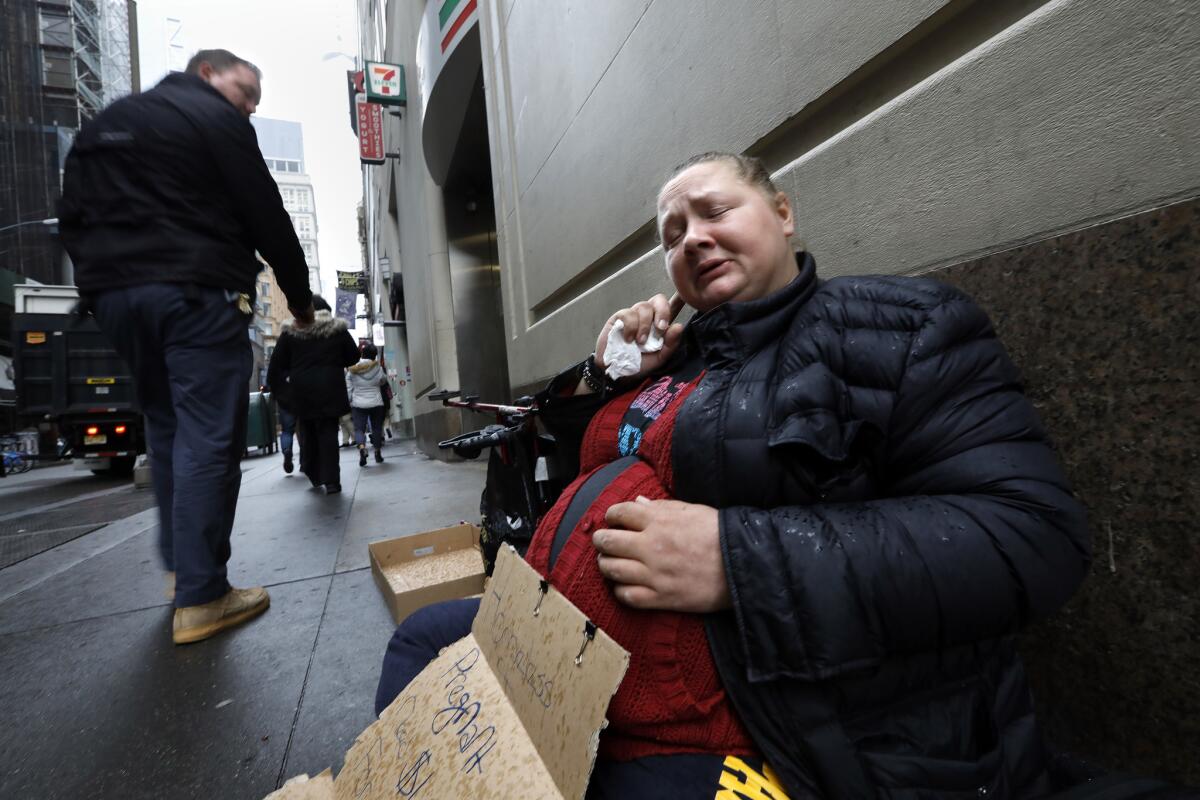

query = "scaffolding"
[[70, 0, 133, 120]]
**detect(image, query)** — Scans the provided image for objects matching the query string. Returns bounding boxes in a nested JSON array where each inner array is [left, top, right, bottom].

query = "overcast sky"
[[136, 0, 364, 301]]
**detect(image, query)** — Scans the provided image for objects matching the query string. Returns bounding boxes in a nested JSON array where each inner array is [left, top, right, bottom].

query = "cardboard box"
[[369, 523, 486, 624], [268, 546, 631, 800]]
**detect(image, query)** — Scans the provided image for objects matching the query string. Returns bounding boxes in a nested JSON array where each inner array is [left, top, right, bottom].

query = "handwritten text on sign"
[[341, 642, 502, 799]]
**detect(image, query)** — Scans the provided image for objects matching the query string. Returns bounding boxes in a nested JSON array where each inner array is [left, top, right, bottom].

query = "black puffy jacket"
[[543, 253, 1091, 799], [266, 312, 359, 420], [59, 72, 311, 311]]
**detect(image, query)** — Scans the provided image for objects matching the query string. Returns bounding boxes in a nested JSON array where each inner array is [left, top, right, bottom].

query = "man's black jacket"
[[539, 254, 1091, 799], [59, 72, 311, 311]]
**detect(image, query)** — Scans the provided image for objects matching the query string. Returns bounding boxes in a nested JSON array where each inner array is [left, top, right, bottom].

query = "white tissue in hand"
[[604, 319, 664, 379], [642, 326, 665, 353]]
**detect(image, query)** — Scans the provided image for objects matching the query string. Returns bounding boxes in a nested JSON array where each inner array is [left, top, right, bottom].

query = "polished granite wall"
[[931, 197, 1199, 785]]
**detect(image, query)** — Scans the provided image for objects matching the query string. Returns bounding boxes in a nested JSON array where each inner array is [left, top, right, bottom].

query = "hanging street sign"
[[365, 61, 407, 107], [347, 70, 364, 134], [356, 94, 385, 164], [337, 271, 365, 291]]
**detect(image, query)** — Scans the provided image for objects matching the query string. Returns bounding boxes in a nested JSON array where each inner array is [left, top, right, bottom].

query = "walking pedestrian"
[[346, 343, 387, 466], [275, 395, 298, 474], [380, 377, 395, 439], [338, 413, 355, 447], [58, 48, 314, 645], [266, 296, 359, 494]]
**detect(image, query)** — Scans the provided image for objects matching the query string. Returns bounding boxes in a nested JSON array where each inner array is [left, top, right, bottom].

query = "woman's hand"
[[593, 496, 731, 612], [594, 293, 686, 377], [290, 302, 315, 327]]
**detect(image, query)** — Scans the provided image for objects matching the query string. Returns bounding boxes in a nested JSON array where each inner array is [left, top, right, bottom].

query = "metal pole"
[[0, 218, 58, 234]]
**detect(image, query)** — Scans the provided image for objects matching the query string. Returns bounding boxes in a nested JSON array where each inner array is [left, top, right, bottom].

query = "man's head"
[[185, 49, 262, 117]]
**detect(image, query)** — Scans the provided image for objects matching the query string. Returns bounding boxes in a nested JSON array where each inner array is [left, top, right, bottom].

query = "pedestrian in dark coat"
[[267, 296, 359, 494], [263, 379, 298, 475], [57, 48, 313, 645], [376, 153, 1091, 798]]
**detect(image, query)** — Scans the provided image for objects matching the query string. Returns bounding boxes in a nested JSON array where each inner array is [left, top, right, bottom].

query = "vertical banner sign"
[[335, 289, 357, 325], [336, 271, 362, 326], [356, 95, 385, 164]]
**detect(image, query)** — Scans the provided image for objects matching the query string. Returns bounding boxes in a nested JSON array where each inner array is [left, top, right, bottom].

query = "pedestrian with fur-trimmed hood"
[[267, 296, 358, 494], [346, 343, 387, 467]]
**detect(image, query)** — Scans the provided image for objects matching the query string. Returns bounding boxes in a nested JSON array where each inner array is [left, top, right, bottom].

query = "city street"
[[0, 442, 486, 799], [0, 462, 157, 570]]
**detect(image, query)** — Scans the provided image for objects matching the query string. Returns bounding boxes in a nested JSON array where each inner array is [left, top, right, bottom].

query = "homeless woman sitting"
[[374, 152, 1090, 799]]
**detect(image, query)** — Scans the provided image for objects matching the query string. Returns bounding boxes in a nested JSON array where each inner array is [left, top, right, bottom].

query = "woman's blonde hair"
[[661, 152, 803, 250], [663, 151, 780, 198]]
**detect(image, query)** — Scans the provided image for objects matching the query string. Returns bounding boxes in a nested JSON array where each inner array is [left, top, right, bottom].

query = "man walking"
[[58, 49, 313, 644]]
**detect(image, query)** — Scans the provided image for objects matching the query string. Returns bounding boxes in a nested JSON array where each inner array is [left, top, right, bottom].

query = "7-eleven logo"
[[437, 0, 478, 52], [369, 64, 399, 96]]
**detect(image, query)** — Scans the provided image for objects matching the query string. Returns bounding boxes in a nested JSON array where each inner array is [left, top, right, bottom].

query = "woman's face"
[[657, 161, 796, 313]]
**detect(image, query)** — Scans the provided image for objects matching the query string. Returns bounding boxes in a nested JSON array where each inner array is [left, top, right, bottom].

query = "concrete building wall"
[[480, 0, 1199, 392]]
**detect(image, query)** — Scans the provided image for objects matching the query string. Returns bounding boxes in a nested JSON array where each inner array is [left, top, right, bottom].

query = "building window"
[[268, 158, 302, 173], [39, 10, 73, 48], [42, 52, 74, 90]]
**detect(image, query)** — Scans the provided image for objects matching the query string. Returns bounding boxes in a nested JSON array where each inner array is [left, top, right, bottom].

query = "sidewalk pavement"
[[0, 440, 487, 799]]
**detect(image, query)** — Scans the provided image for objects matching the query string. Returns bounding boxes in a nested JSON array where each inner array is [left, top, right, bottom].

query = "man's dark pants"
[[93, 283, 251, 608]]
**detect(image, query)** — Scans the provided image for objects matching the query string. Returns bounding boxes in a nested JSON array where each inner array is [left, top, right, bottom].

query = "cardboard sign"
[[269, 546, 629, 800], [264, 770, 333, 799]]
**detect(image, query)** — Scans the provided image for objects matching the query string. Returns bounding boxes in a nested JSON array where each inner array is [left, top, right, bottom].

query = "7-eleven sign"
[[365, 61, 406, 107]]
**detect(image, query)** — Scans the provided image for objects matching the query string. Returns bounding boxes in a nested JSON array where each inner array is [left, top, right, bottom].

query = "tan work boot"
[[165, 571, 175, 601], [173, 586, 270, 645]]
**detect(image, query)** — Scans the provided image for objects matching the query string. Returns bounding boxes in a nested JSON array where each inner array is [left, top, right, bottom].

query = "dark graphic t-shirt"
[[617, 355, 704, 456]]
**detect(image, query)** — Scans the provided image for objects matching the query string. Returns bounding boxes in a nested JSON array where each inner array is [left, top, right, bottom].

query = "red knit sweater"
[[525, 378, 757, 761]]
